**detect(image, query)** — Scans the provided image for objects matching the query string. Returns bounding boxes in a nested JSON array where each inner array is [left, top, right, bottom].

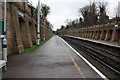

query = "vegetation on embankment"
[[24, 36, 53, 52]]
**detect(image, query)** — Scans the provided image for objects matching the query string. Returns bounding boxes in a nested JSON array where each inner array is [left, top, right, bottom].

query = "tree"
[[98, 2, 109, 24], [89, 2, 98, 25], [79, 17, 83, 23], [41, 3, 50, 19], [79, 5, 90, 24], [65, 19, 72, 25], [114, 1, 120, 22], [78, 2, 98, 26], [79, 17, 83, 28], [60, 25, 65, 30]]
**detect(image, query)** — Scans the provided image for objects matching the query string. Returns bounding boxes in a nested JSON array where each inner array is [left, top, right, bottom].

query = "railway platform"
[[3, 35, 107, 79], [66, 36, 120, 48]]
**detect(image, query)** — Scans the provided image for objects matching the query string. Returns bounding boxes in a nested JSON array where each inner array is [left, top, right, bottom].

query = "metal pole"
[[37, 0, 40, 46], [3, 0, 7, 70], [4, 0, 6, 32]]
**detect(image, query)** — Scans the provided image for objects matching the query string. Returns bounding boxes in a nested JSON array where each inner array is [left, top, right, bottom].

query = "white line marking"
[[60, 37, 108, 80]]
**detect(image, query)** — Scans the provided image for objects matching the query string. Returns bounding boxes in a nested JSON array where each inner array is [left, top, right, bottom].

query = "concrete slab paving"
[[3, 35, 102, 78], [67, 36, 120, 48]]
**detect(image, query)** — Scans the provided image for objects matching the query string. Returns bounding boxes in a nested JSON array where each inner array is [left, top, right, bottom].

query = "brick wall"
[[1, 2, 53, 56], [59, 22, 120, 42]]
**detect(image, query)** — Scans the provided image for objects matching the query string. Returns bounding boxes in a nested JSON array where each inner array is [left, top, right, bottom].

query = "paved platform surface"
[[3, 35, 103, 78], [67, 36, 120, 48]]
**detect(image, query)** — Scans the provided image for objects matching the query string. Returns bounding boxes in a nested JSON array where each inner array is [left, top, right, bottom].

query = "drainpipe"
[[3, 0, 7, 70], [37, 0, 40, 46]]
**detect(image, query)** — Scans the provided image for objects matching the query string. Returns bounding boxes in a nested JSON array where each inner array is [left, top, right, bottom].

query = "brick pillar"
[[92, 31, 95, 39], [21, 13, 33, 47], [96, 31, 101, 40], [119, 29, 120, 42], [105, 30, 110, 41], [83, 32, 85, 37], [111, 30, 118, 42], [100, 31, 106, 40], [10, 5, 24, 54], [78, 32, 80, 37], [80, 32, 81, 37], [85, 32, 87, 38], [87, 32, 89, 38], [79, 32, 81, 37], [86, 32, 88, 38], [89, 31, 92, 38], [86, 32, 89, 38], [91, 32, 93, 38], [90, 31, 92, 38], [45, 21, 46, 39], [41, 18, 44, 41], [82, 32, 84, 37], [29, 20, 37, 45], [88, 32, 90, 38], [40, 17, 42, 41]]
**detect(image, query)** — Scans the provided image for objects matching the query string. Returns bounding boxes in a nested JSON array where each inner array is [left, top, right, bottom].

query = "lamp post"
[[2, 0, 7, 70], [37, 0, 40, 46]]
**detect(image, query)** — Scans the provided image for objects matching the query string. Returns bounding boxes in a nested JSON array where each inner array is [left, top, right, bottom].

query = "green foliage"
[[24, 36, 53, 52], [41, 3, 50, 19], [40, 36, 53, 46], [35, 3, 50, 19], [24, 45, 37, 52]]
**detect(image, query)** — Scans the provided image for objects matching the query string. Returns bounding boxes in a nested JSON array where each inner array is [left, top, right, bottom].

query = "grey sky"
[[29, 0, 120, 31]]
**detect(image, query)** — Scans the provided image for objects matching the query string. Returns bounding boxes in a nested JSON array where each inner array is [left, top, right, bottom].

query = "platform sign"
[[115, 25, 118, 27], [17, 11, 24, 18]]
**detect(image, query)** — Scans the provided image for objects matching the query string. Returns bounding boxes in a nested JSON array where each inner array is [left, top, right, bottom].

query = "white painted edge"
[[60, 37, 108, 80]]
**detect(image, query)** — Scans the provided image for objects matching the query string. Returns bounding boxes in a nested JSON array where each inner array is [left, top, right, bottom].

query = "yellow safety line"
[[70, 56, 86, 78]]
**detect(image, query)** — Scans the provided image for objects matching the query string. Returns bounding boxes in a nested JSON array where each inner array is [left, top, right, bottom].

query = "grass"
[[24, 36, 53, 52], [24, 45, 37, 52]]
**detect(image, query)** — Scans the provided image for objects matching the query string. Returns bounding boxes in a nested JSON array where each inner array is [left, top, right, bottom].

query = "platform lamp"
[[0, 0, 7, 71], [2, 0, 7, 70], [37, 0, 40, 46]]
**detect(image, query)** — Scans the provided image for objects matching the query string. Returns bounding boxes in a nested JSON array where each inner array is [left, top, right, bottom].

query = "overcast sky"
[[29, 0, 120, 31]]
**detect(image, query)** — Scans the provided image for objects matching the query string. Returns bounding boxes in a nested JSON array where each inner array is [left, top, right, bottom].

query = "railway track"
[[61, 36, 120, 77]]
